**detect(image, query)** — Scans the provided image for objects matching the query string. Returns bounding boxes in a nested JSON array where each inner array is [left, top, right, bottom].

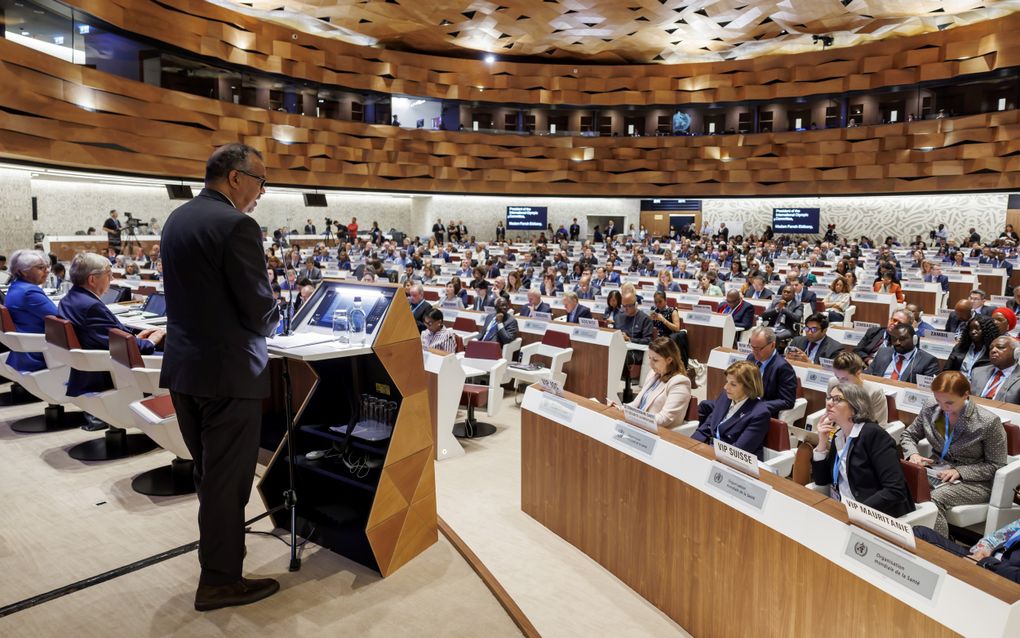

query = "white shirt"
[[882, 348, 916, 379], [981, 364, 1017, 398], [723, 397, 748, 423]]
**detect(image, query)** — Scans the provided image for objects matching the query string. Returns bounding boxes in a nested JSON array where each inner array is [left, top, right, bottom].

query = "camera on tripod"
[[124, 212, 148, 230], [324, 217, 334, 227]]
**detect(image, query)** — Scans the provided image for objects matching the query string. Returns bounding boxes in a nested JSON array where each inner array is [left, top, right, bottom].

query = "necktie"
[[806, 342, 818, 361], [984, 369, 1005, 399], [483, 319, 498, 341], [753, 291, 760, 299], [891, 354, 905, 381]]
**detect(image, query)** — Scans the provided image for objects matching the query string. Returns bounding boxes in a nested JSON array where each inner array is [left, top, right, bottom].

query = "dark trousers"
[[914, 526, 970, 556], [172, 391, 262, 586]]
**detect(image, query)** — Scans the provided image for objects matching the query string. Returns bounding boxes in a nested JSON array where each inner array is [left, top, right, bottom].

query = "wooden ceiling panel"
[[218, 0, 1020, 64]]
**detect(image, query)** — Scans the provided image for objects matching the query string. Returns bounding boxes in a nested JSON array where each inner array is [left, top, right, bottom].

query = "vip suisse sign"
[[713, 439, 760, 477]]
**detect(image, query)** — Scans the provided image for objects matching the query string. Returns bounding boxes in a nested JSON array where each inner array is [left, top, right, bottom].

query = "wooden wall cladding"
[[64, 0, 1020, 107], [4, 36, 1020, 197]]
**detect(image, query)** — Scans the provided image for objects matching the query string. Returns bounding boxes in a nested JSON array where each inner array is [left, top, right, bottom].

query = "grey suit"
[[970, 365, 1020, 404], [477, 313, 519, 346], [865, 346, 940, 384], [901, 400, 1008, 536]]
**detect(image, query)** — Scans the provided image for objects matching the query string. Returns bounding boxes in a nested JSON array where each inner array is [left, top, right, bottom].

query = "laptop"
[[138, 293, 167, 319]]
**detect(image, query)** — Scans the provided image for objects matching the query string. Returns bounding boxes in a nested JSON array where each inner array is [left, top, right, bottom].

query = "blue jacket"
[[720, 300, 755, 330], [746, 352, 798, 417], [693, 392, 771, 460], [58, 286, 154, 396], [518, 302, 551, 317], [4, 278, 58, 372]]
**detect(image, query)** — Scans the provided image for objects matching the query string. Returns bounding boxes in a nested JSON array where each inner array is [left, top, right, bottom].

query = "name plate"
[[855, 321, 880, 329], [579, 317, 600, 329], [937, 308, 953, 317], [896, 387, 934, 413], [623, 404, 658, 432], [713, 439, 760, 478], [915, 374, 934, 390], [441, 309, 458, 322], [676, 294, 702, 305], [536, 393, 576, 424], [919, 341, 954, 359], [854, 292, 879, 301], [844, 498, 916, 549], [844, 528, 944, 602], [684, 312, 714, 325], [706, 462, 770, 510], [991, 295, 1011, 305], [522, 320, 550, 333], [611, 421, 658, 458], [441, 300, 461, 309], [840, 329, 867, 342], [803, 367, 834, 392], [533, 311, 553, 321], [819, 357, 834, 370], [737, 342, 753, 355], [539, 378, 564, 396], [727, 353, 746, 366], [572, 327, 600, 341], [511, 294, 528, 305], [901, 282, 926, 291], [925, 330, 955, 341]]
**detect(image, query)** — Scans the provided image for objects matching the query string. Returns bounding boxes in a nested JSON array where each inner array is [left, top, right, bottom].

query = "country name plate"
[[705, 462, 770, 511], [844, 528, 945, 603]]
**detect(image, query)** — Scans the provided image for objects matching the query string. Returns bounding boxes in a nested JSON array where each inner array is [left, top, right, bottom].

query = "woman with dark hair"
[[902, 370, 1008, 537], [872, 270, 904, 303], [945, 314, 1000, 376], [611, 336, 691, 429], [603, 289, 624, 327]]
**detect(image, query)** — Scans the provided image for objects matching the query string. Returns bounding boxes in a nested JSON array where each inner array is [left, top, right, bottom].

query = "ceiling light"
[[484, 54, 495, 64], [77, 25, 90, 35]]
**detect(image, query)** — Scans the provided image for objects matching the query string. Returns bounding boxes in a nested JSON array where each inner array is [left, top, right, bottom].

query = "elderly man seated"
[[58, 253, 165, 429]]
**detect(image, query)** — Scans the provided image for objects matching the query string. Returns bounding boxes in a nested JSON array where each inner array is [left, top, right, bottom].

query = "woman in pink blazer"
[[616, 336, 692, 429]]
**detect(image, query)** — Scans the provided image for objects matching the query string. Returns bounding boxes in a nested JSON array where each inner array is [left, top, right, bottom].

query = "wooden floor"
[[0, 386, 521, 638]]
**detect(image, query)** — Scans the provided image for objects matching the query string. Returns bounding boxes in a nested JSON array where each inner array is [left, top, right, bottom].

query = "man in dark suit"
[[970, 289, 994, 316], [782, 277, 817, 311], [407, 284, 430, 332], [746, 326, 797, 417], [102, 209, 122, 254], [303, 218, 316, 234], [471, 280, 496, 311], [786, 312, 843, 365], [477, 297, 519, 346], [971, 336, 1020, 402], [854, 309, 912, 367], [743, 275, 774, 300], [160, 144, 281, 611], [945, 298, 974, 338], [923, 263, 950, 292], [865, 323, 940, 383], [760, 286, 803, 342], [58, 252, 164, 400], [569, 218, 580, 241], [719, 289, 754, 330], [562, 291, 593, 323], [432, 218, 445, 244], [518, 289, 551, 317]]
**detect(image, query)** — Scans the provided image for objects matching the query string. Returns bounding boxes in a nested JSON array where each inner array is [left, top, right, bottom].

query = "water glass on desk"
[[332, 308, 350, 345]]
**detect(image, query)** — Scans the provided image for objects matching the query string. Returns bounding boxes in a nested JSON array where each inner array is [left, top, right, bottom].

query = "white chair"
[[454, 340, 508, 438], [777, 376, 808, 429], [499, 337, 522, 384], [108, 328, 195, 495], [0, 305, 86, 432], [760, 418, 796, 477], [44, 316, 155, 461], [840, 304, 856, 327], [506, 330, 573, 404]]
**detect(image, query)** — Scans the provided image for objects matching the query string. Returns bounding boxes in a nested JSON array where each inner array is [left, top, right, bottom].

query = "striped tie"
[[984, 369, 1005, 399]]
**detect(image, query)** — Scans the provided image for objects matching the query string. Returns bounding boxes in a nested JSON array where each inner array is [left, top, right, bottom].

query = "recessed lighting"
[[77, 25, 90, 35], [484, 54, 495, 64]]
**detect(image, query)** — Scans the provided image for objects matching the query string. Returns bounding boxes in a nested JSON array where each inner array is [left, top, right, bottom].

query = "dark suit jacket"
[[865, 347, 941, 383], [795, 289, 818, 310], [720, 300, 754, 329], [945, 344, 990, 375], [746, 353, 797, 417], [477, 314, 519, 346], [159, 188, 280, 399], [923, 273, 950, 292], [761, 299, 803, 333], [518, 303, 551, 317], [410, 298, 430, 332], [564, 304, 593, 323], [789, 335, 843, 364], [854, 326, 890, 362], [811, 422, 914, 518], [945, 313, 973, 336], [58, 286, 155, 396], [472, 293, 496, 311], [743, 287, 774, 300], [692, 392, 770, 460]]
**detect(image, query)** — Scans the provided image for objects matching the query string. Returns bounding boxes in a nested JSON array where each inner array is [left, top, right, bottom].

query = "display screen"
[[506, 206, 548, 230], [141, 293, 167, 316], [640, 199, 701, 212], [773, 207, 820, 234], [299, 282, 396, 340]]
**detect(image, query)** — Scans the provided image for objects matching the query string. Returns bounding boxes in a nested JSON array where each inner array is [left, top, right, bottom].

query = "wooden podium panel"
[[902, 287, 942, 315], [521, 391, 1020, 637], [684, 321, 726, 363]]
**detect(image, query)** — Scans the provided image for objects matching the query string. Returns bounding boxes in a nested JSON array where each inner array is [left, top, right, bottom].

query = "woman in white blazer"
[[614, 336, 692, 429]]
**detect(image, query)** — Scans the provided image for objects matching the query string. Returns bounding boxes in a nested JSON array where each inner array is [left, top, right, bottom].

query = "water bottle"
[[349, 296, 367, 345], [332, 308, 350, 345]]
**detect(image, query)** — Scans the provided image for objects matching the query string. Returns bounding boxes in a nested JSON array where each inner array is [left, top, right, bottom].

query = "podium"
[[423, 349, 466, 461], [680, 310, 735, 363], [258, 281, 437, 576]]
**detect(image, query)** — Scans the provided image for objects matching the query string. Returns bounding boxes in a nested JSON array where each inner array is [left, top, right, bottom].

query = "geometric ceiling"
[[218, 0, 1020, 64]]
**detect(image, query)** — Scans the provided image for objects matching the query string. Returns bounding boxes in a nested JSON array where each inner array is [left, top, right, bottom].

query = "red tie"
[[985, 369, 1005, 399], [891, 354, 905, 381]]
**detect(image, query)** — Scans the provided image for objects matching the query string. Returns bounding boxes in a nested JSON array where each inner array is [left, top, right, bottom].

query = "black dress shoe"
[[194, 577, 280, 612]]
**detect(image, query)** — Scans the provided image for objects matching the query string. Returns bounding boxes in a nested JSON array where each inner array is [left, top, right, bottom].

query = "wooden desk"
[[44, 235, 162, 261], [946, 274, 978, 306], [521, 387, 1020, 637], [516, 319, 626, 401], [976, 269, 1008, 297], [850, 291, 897, 324], [902, 281, 945, 315]]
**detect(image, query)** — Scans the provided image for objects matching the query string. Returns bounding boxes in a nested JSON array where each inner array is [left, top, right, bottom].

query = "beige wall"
[[0, 169, 34, 257]]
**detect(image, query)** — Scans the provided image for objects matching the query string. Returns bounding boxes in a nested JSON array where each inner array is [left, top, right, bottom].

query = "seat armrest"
[[990, 459, 1020, 508], [675, 421, 698, 437], [139, 355, 164, 370]]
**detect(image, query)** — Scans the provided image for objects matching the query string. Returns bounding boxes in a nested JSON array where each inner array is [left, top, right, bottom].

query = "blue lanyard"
[[939, 421, 955, 462], [832, 437, 855, 492], [638, 378, 660, 410]]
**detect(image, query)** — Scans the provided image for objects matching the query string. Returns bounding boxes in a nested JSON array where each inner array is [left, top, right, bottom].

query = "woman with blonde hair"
[[692, 360, 771, 458]]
